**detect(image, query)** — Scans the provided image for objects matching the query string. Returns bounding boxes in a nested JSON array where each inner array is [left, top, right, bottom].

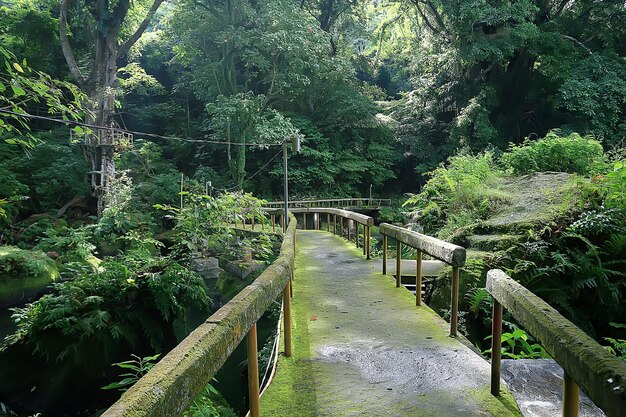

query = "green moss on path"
[[260, 231, 522, 417]]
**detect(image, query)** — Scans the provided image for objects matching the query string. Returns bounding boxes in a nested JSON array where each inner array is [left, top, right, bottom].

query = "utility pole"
[[282, 135, 301, 231], [283, 141, 289, 232]]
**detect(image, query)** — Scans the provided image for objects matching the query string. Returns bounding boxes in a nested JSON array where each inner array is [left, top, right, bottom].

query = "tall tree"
[[59, 0, 165, 213]]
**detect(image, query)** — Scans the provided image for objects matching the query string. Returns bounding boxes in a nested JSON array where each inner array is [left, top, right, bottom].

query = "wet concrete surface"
[[260, 231, 521, 417], [501, 359, 605, 417]]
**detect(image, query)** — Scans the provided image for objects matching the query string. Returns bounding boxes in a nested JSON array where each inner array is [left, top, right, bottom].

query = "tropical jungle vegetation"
[[0, 0, 624, 415]]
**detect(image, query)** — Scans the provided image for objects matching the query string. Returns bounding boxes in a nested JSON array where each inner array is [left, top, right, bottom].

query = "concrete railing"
[[266, 207, 374, 259], [264, 198, 391, 209], [379, 223, 466, 337], [487, 269, 626, 417], [102, 213, 298, 417]]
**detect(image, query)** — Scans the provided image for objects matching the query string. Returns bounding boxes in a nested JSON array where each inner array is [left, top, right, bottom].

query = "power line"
[[222, 149, 283, 191], [0, 109, 282, 147]]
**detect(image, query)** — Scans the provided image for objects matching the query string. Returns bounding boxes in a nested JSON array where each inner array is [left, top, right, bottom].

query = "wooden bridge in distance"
[[101, 208, 626, 417]]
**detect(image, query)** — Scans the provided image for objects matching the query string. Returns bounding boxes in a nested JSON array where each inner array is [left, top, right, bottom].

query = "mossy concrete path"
[[259, 231, 521, 417]]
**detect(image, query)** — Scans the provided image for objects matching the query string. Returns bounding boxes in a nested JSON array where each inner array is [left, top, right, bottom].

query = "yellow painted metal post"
[[490, 299, 503, 396], [382, 234, 387, 274], [416, 251, 422, 306], [396, 240, 401, 288], [347, 220, 351, 242], [247, 323, 260, 417], [366, 226, 371, 260], [327, 213, 330, 232], [362, 225, 366, 256], [563, 372, 579, 417], [284, 281, 292, 357], [450, 266, 460, 337]]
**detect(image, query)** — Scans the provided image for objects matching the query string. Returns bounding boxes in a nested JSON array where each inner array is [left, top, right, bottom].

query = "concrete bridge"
[[101, 209, 626, 417]]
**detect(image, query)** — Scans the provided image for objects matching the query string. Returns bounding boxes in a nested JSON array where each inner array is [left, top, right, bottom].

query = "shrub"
[[501, 131, 604, 175], [2, 254, 209, 362], [0, 246, 58, 281], [403, 152, 506, 235]]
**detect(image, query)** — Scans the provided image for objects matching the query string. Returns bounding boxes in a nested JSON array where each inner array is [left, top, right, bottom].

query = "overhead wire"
[[0, 109, 283, 147], [221, 148, 283, 192]]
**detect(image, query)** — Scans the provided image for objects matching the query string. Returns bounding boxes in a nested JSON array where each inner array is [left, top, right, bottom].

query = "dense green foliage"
[[502, 132, 605, 175], [0, 0, 624, 414], [405, 133, 625, 353]]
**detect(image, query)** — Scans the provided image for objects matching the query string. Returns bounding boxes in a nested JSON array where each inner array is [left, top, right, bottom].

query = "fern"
[[465, 288, 491, 315]]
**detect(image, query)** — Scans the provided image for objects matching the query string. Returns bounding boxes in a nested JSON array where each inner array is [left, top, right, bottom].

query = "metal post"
[[271, 214, 275, 233], [491, 299, 503, 396], [563, 372, 579, 417], [356, 223, 360, 248], [340, 217, 344, 238], [327, 213, 330, 232], [347, 220, 351, 242], [284, 281, 292, 357], [396, 241, 401, 288], [180, 173, 184, 210], [416, 251, 422, 306], [366, 226, 371, 260], [382, 235, 387, 274], [283, 142, 288, 233], [251, 216, 255, 231], [247, 323, 260, 417], [333, 215, 337, 235], [450, 266, 460, 337], [303, 213, 307, 230]]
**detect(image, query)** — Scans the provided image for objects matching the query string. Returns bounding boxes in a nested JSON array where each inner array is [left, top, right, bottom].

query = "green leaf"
[[12, 62, 24, 73], [11, 85, 26, 97], [0, 82, 5, 92]]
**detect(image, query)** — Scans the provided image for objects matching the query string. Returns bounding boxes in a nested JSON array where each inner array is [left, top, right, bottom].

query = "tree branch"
[[117, 0, 166, 59], [59, 0, 86, 86]]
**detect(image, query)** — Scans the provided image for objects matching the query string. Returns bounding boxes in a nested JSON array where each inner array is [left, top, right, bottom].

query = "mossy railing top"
[[101, 213, 297, 417], [487, 269, 626, 417], [379, 223, 466, 267]]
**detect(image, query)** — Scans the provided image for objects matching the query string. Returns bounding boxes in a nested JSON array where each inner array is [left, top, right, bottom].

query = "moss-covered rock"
[[0, 246, 59, 307]]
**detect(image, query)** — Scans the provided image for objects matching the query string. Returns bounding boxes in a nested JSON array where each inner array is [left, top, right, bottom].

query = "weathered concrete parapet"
[[101, 213, 298, 417], [264, 207, 374, 226], [486, 269, 626, 417], [379, 223, 466, 267]]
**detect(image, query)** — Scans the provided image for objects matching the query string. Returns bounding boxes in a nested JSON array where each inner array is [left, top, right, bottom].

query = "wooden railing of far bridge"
[[264, 197, 391, 209]]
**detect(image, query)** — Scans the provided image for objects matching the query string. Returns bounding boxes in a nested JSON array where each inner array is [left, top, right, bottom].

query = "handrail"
[[486, 269, 626, 417], [378, 222, 466, 337], [265, 207, 374, 259], [264, 198, 391, 209], [102, 213, 298, 417]]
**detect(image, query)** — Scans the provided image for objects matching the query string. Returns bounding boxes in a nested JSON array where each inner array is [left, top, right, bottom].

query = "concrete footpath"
[[259, 231, 522, 417]]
